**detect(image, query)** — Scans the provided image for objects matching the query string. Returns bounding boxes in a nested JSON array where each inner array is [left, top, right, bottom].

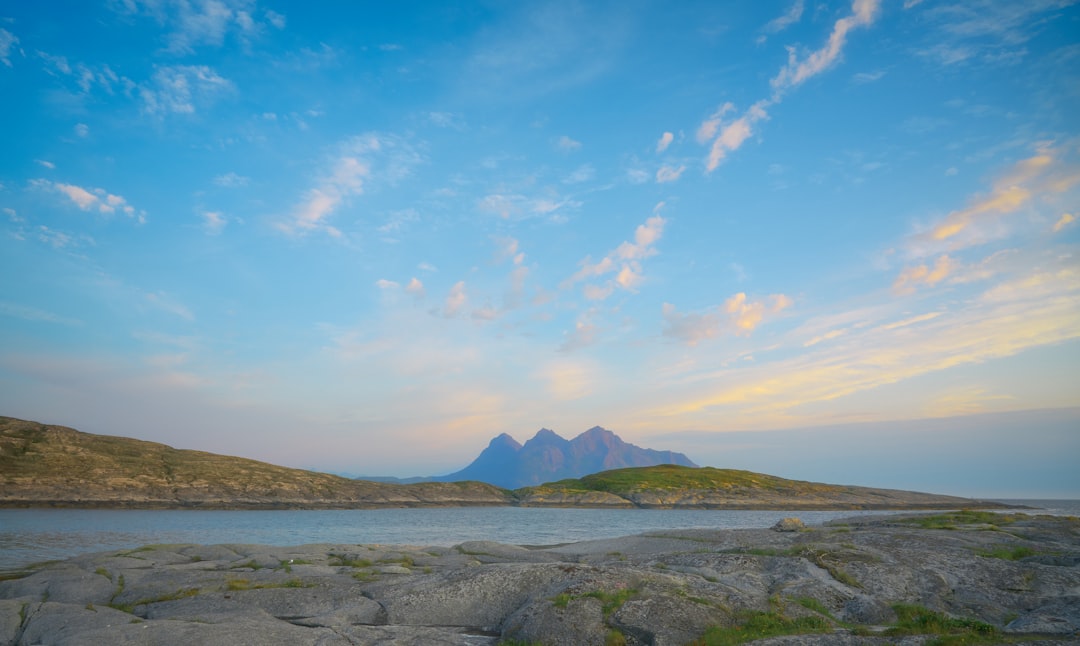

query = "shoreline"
[[1, 511, 1077, 645], [0, 499, 1020, 511]]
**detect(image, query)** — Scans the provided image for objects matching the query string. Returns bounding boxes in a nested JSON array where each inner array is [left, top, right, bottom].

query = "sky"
[[1, 0, 1078, 498]]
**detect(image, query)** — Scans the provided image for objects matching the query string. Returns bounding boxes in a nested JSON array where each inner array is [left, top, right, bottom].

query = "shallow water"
[[2, 500, 1074, 572]]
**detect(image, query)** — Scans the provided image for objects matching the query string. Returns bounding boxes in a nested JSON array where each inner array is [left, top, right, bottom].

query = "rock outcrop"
[[1, 511, 1077, 645]]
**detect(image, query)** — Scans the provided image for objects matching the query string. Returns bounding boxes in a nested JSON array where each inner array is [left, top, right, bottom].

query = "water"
[[2, 501, 1075, 572]]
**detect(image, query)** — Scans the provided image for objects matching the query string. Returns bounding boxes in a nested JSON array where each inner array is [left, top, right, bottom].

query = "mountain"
[[433, 426, 698, 489]]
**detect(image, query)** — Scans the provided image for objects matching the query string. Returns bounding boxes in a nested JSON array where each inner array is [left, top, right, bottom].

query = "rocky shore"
[[2, 511, 1077, 645]]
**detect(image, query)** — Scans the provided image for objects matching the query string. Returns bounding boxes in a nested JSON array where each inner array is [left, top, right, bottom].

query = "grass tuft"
[[691, 610, 831, 645]]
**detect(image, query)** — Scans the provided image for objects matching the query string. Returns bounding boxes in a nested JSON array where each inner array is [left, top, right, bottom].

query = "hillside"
[[0, 417, 508, 509], [516, 464, 994, 510], [434, 426, 697, 488], [0, 417, 1005, 510]]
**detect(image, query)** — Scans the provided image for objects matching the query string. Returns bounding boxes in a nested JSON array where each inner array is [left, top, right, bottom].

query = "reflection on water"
[[2, 500, 1075, 571]]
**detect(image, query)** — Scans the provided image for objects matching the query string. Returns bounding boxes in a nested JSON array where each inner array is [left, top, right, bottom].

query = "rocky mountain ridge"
[[432, 426, 698, 489]]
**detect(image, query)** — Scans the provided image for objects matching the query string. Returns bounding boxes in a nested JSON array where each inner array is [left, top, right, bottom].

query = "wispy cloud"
[[213, 172, 249, 187], [0, 301, 81, 326], [0, 28, 19, 67], [34, 179, 146, 223], [113, 0, 285, 54], [893, 254, 956, 294], [201, 210, 226, 234], [141, 65, 232, 116], [281, 134, 421, 237], [145, 291, 194, 321], [662, 293, 793, 345], [758, 0, 804, 41], [656, 132, 674, 153], [556, 135, 582, 151], [699, 0, 881, 172], [1052, 213, 1074, 233], [443, 281, 467, 318], [648, 264, 1080, 426], [771, 0, 880, 94], [565, 209, 667, 300], [656, 165, 686, 183], [909, 146, 1080, 255]]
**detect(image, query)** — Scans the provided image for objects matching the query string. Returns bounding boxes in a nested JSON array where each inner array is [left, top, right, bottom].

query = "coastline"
[[2, 511, 1077, 645]]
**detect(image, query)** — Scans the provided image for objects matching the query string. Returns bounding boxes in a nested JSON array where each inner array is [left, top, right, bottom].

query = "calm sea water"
[[2, 500, 1076, 572]]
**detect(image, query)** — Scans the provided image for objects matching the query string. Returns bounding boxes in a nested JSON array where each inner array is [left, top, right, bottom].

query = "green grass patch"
[[550, 588, 637, 616], [976, 545, 1037, 560], [226, 577, 312, 591], [885, 604, 998, 644], [377, 555, 414, 568], [691, 610, 831, 645], [606, 628, 627, 646], [583, 588, 637, 616], [351, 569, 379, 582], [903, 510, 1018, 530]]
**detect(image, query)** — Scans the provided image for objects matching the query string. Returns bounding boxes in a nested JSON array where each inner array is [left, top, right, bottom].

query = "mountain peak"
[[435, 426, 697, 489], [489, 433, 522, 451], [525, 428, 567, 445]]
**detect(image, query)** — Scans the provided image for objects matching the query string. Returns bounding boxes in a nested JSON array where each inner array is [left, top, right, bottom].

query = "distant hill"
[[432, 426, 698, 489], [515, 464, 991, 510], [0, 417, 507, 509], [0, 416, 1007, 511]]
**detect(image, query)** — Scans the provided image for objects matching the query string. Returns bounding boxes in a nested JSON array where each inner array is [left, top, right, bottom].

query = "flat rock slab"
[[1, 513, 1078, 645]]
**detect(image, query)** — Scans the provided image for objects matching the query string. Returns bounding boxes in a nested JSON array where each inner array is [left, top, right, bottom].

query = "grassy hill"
[[0, 417, 509, 509], [1, 417, 1002, 510], [514, 464, 995, 510]]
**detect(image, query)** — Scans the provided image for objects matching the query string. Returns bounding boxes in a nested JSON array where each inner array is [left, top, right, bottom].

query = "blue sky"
[[1, 0, 1078, 497]]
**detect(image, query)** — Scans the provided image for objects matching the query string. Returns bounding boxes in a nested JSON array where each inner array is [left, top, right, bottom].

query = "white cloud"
[[405, 277, 426, 298], [375, 279, 400, 290], [704, 101, 770, 172], [74, 123, 90, 138], [443, 281, 467, 317], [662, 293, 793, 344], [201, 210, 226, 234], [566, 213, 667, 300], [114, 0, 283, 54], [37, 180, 145, 222], [35, 160, 56, 170], [213, 172, 249, 187], [556, 135, 581, 151], [655, 165, 686, 183], [145, 291, 194, 321], [893, 255, 956, 294], [699, 1, 880, 172], [282, 134, 421, 237], [141, 65, 232, 116], [656, 131, 674, 153], [770, 0, 881, 94], [760, 0, 804, 37], [0, 28, 18, 67], [1052, 213, 1075, 233], [852, 70, 885, 83], [564, 164, 595, 184], [265, 9, 286, 29]]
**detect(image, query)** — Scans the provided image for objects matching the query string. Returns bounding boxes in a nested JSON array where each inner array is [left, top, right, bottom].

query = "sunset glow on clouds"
[[1, 1, 1078, 495]]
